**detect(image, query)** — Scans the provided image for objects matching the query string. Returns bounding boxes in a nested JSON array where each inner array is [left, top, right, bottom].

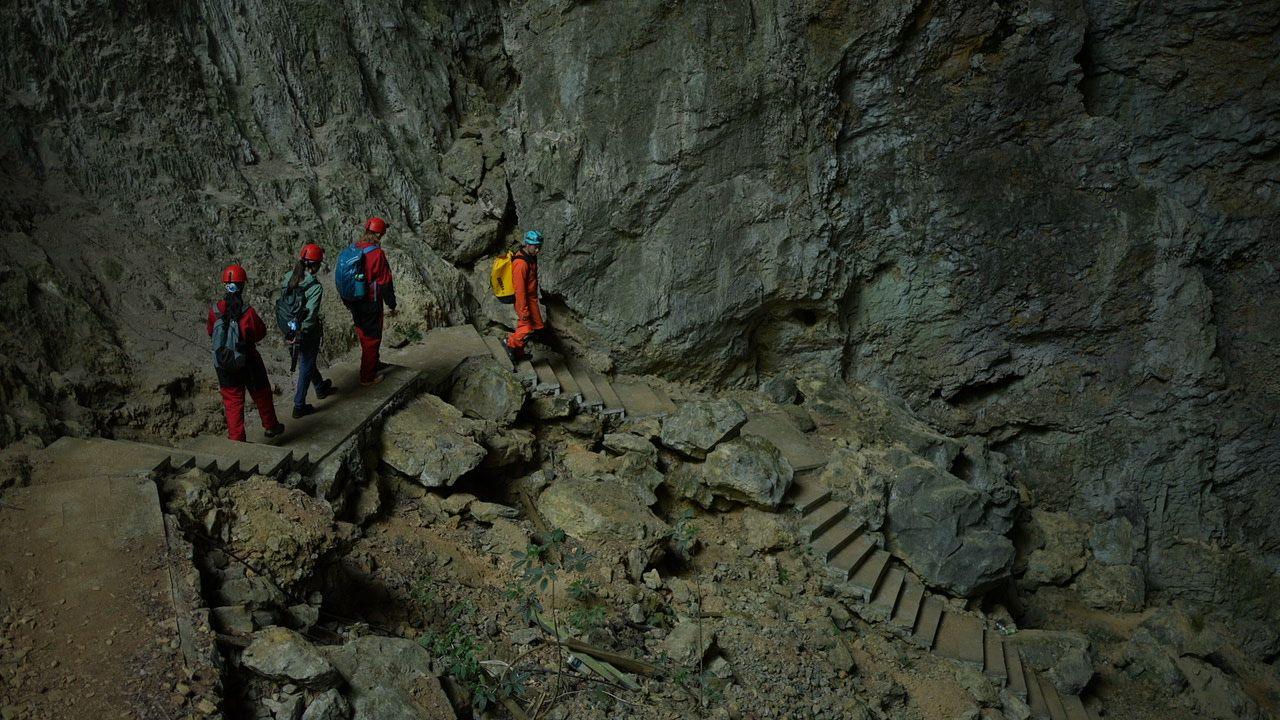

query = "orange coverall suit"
[[505, 251, 543, 356]]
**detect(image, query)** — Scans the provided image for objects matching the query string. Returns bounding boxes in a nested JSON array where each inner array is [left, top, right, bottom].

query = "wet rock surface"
[[886, 460, 1014, 597], [241, 627, 338, 688], [446, 357, 524, 426], [657, 398, 747, 459], [381, 395, 487, 488]]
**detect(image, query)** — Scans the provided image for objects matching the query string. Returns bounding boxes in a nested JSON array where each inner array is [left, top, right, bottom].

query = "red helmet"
[[221, 264, 247, 284], [300, 243, 324, 262], [364, 216, 387, 235]]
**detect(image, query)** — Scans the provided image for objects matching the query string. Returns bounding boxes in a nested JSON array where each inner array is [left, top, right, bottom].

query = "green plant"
[[420, 609, 502, 712], [567, 577, 599, 602], [670, 508, 700, 560], [569, 604, 607, 633], [410, 574, 438, 615]]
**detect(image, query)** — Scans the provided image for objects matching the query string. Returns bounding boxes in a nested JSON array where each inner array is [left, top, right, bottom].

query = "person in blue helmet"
[[503, 230, 544, 362]]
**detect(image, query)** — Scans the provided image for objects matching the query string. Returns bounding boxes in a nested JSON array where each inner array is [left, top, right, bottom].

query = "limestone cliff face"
[[2, 1, 1277, 642]]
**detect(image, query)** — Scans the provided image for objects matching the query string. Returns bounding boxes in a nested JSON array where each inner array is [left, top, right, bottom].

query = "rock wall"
[[499, 0, 1280, 642], [2, 0, 1277, 641]]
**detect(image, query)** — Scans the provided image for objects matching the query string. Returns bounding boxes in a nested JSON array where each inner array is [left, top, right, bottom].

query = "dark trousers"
[[293, 332, 325, 409]]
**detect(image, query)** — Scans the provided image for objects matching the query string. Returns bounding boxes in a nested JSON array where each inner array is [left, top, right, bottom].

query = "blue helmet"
[[523, 230, 543, 246]]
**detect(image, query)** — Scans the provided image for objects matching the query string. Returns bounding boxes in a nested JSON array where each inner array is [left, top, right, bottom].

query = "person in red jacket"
[[207, 264, 285, 442], [344, 217, 398, 386], [503, 230, 545, 362]]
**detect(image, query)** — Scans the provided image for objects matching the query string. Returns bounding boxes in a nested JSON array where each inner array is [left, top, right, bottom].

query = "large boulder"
[[1013, 629, 1094, 696], [448, 356, 525, 426], [224, 477, 341, 589], [673, 435, 794, 510], [658, 398, 747, 458], [561, 444, 664, 506], [381, 394, 486, 488], [537, 476, 670, 559], [325, 636, 454, 720], [885, 460, 1013, 596], [242, 627, 337, 688]]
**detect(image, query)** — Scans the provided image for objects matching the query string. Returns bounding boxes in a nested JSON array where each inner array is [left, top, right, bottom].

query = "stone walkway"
[[0, 324, 684, 718]]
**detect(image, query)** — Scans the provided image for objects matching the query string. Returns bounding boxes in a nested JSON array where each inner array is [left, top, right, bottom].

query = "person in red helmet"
[[503, 230, 545, 363], [207, 265, 284, 442], [342, 217, 397, 386], [281, 243, 333, 417]]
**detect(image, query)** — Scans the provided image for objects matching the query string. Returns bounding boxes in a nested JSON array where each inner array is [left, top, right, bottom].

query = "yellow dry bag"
[[491, 251, 516, 304]]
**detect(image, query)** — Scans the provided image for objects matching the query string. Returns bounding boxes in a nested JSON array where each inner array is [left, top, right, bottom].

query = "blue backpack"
[[335, 244, 376, 301]]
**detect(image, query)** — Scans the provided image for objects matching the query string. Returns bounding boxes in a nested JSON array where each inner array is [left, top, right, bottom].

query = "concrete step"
[[933, 611, 985, 666], [1006, 642, 1028, 700], [787, 475, 831, 513], [869, 566, 906, 617], [1026, 667, 1049, 719], [612, 380, 671, 419], [911, 596, 945, 650], [481, 334, 537, 387], [848, 548, 891, 601], [800, 500, 848, 540], [890, 578, 925, 630], [740, 412, 827, 472], [1040, 673, 1069, 720], [811, 519, 865, 561], [1060, 692, 1091, 720], [983, 629, 1007, 682], [530, 358, 562, 395], [178, 436, 294, 476], [547, 357, 584, 403], [583, 364, 626, 417], [481, 334, 514, 371], [829, 534, 877, 581], [648, 385, 678, 414], [566, 359, 606, 410], [31, 437, 187, 484]]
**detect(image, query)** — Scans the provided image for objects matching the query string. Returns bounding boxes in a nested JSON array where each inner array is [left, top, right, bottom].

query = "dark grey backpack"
[[211, 305, 247, 370]]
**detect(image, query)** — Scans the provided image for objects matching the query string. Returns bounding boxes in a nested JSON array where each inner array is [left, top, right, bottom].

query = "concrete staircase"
[[790, 473, 1098, 720], [477, 335, 678, 420]]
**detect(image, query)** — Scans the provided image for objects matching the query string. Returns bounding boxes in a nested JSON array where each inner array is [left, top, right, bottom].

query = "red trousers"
[[219, 385, 279, 442], [356, 324, 382, 383], [506, 319, 542, 355]]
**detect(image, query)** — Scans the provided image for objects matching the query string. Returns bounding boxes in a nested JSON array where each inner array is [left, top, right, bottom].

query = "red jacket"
[[355, 240, 396, 308], [512, 252, 543, 328], [207, 300, 267, 358]]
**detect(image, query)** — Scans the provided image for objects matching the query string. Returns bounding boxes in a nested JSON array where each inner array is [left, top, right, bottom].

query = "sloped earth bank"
[[115, 372, 1276, 720]]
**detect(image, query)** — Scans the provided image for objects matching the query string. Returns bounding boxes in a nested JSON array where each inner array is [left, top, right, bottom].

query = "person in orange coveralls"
[[503, 230, 544, 363]]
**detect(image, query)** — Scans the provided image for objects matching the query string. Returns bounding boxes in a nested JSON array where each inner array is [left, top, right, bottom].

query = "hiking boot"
[[360, 375, 384, 387], [292, 404, 317, 419], [263, 423, 286, 439], [314, 380, 334, 399], [502, 340, 521, 366]]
